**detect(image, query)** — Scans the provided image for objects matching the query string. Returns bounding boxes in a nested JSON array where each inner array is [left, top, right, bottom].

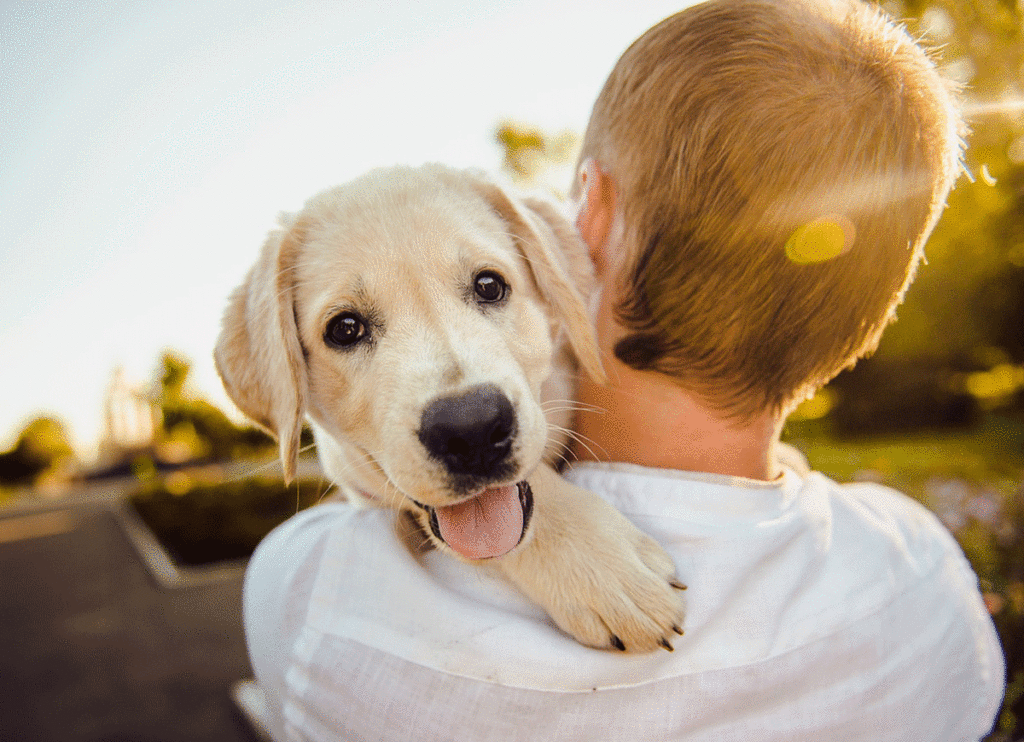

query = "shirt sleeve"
[[242, 502, 351, 741]]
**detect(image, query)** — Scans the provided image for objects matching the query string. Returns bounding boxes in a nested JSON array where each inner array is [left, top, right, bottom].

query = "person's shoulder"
[[246, 498, 399, 605], [783, 471, 983, 639], [812, 473, 964, 570], [251, 499, 353, 563]]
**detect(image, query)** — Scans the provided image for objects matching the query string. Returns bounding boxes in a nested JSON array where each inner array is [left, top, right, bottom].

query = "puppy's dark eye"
[[474, 271, 508, 303], [324, 312, 368, 348]]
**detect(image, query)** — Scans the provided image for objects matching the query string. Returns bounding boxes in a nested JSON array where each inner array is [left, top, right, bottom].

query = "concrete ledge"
[[112, 500, 248, 589]]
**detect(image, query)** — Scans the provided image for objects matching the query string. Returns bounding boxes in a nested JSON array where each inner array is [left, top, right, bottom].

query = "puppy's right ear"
[[214, 215, 308, 483]]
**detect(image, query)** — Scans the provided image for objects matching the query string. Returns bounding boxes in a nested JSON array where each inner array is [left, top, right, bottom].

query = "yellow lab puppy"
[[216, 164, 685, 652]]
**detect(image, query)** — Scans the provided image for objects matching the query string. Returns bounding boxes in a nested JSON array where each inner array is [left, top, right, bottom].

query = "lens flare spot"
[[785, 216, 854, 265]]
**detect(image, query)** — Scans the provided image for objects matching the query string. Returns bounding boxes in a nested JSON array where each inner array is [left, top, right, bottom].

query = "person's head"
[[573, 0, 965, 420]]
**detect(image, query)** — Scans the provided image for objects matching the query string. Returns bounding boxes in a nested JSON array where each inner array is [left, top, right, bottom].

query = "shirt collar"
[[563, 460, 803, 523]]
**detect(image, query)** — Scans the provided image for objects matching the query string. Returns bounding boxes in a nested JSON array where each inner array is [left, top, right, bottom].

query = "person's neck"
[[572, 358, 783, 482]]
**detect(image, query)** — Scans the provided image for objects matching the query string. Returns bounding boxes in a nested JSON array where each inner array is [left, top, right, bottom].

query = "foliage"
[[148, 351, 276, 465], [129, 468, 328, 566], [495, 120, 579, 195], [0, 416, 77, 488]]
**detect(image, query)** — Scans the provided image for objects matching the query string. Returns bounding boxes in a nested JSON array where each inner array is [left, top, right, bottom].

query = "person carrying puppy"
[[243, 1, 1005, 739]]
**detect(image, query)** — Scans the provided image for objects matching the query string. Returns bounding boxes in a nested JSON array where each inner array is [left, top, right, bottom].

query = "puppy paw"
[[496, 466, 686, 653]]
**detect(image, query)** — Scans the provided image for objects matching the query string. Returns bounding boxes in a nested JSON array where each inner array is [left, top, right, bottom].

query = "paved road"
[[0, 504, 260, 742]]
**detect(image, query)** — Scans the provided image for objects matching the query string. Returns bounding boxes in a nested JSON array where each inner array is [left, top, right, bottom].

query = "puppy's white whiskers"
[[381, 480, 400, 509], [321, 451, 388, 500], [541, 398, 607, 415], [548, 423, 608, 463], [314, 477, 337, 506], [235, 455, 292, 479]]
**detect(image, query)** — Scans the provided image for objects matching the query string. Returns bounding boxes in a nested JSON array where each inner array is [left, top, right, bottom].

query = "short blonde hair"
[[578, 0, 964, 417]]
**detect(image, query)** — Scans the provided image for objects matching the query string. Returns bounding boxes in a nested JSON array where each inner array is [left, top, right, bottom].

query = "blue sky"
[[0, 0, 689, 455]]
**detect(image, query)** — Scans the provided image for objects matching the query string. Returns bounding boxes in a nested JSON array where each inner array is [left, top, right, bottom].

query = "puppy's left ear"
[[214, 215, 309, 483], [474, 180, 606, 384]]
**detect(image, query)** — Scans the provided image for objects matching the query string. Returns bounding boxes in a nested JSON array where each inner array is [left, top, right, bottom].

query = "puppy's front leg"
[[496, 465, 686, 652]]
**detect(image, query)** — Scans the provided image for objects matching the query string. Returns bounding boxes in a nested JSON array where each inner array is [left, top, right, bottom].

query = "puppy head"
[[215, 165, 602, 512]]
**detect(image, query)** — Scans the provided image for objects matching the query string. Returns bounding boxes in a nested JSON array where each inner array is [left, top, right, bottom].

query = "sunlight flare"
[[964, 98, 1024, 118], [785, 215, 856, 265]]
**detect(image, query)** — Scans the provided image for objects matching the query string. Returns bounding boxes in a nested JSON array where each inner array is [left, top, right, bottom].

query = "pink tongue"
[[434, 484, 523, 560]]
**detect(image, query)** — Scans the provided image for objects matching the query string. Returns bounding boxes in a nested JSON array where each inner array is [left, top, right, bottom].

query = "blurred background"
[[1, 0, 1023, 740]]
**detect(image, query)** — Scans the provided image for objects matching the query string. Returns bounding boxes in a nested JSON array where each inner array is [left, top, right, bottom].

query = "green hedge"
[[129, 473, 328, 566]]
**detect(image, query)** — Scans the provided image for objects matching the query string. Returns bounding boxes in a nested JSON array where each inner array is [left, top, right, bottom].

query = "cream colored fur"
[[216, 164, 684, 651]]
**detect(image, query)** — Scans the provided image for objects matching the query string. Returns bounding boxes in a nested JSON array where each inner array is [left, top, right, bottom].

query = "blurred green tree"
[[495, 120, 579, 195], [0, 416, 77, 487], [150, 351, 274, 463]]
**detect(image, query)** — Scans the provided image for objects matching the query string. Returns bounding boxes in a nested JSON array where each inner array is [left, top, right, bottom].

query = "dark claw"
[[670, 579, 688, 590], [610, 635, 626, 651], [673, 624, 685, 636], [659, 638, 674, 651]]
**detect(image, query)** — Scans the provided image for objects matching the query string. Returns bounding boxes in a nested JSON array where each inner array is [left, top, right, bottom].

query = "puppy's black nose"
[[418, 384, 516, 477]]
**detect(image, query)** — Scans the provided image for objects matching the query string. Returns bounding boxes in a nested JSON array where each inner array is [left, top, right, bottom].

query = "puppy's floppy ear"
[[473, 180, 607, 384], [214, 215, 309, 483]]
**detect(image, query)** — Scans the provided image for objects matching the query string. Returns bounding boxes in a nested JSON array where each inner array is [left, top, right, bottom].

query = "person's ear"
[[574, 159, 617, 277]]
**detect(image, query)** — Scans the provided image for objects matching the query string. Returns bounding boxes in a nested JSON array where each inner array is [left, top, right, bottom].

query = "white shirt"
[[243, 462, 1005, 741]]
